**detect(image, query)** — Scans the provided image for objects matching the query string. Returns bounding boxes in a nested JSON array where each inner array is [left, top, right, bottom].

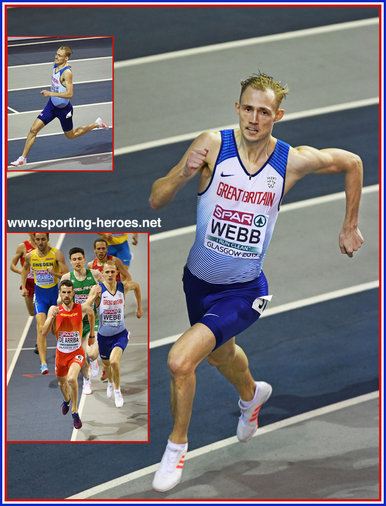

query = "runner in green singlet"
[[60, 247, 103, 394]]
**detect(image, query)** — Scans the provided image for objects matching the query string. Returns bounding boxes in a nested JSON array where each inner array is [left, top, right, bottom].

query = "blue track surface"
[[9, 82, 112, 112], [6, 106, 378, 229], [6, 289, 378, 499]]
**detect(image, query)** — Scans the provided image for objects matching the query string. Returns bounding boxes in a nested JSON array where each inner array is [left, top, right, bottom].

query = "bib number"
[[205, 205, 268, 258]]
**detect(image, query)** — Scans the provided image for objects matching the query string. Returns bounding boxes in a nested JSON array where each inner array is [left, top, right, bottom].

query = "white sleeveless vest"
[[186, 129, 289, 284]]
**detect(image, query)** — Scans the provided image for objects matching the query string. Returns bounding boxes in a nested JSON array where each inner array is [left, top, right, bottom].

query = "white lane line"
[[8, 56, 112, 69], [8, 106, 19, 113], [7, 152, 113, 179], [8, 36, 111, 48], [67, 390, 379, 499], [150, 184, 379, 242], [9, 78, 112, 92], [150, 280, 379, 350], [114, 97, 379, 156], [6, 234, 66, 385], [115, 18, 378, 69]]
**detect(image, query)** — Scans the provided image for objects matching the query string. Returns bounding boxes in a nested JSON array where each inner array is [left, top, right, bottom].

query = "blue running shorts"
[[97, 328, 129, 360], [38, 98, 73, 132], [183, 266, 269, 350], [107, 242, 132, 266], [33, 284, 59, 315]]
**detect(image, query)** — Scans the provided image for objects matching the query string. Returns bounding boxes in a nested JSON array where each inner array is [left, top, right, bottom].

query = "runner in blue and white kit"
[[10, 46, 109, 167], [149, 72, 365, 492], [87, 261, 143, 408]]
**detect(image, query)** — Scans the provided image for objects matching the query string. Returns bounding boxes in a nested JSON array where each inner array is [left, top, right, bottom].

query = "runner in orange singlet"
[[42, 279, 95, 429]]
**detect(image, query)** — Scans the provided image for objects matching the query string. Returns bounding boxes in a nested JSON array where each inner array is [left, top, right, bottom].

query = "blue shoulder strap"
[[269, 139, 290, 178], [217, 130, 238, 165]]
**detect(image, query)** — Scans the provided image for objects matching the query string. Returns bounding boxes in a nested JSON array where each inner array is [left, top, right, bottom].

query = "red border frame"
[[5, 231, 150, 445], [5, 34, 114, 173], [3, 1, 383, 504]]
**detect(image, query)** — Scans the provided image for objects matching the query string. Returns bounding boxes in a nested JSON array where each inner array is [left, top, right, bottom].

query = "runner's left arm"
[[123, 279, 143, 318], [47, 250, 69, 278], [114, 256, 132, 281], [285, 146, 364, 257], [82, 304, 96, 345]]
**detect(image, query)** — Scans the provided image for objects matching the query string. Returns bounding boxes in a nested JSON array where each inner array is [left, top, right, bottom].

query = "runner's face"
[[34, 234, 49, 251], [70, 253, 85, 271], [235, 87, 282, 143], [103, 266, 117, 283], [94, 242, 108, 260], [60, 286, 74, 305], [54, 49, 67, 66]]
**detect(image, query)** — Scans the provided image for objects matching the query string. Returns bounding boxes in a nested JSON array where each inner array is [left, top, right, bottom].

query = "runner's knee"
[[67, 374, 77, 388], [64, 130, 75, 139], [167, 350, 195, 377]]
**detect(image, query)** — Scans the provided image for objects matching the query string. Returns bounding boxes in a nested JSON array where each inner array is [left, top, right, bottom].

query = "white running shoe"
[[82, 377, 92, 395], [90, 359, 99, 377], [236, 381, 272, 443], [10, 156, 27, 167], [106, 381, 114, 398], [114, 389, 124, 408], [152, 441, 188, 493], [95, 117, 109, 130]]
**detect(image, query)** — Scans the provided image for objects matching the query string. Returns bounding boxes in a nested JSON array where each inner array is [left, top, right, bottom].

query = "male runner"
[[98, 233, 138, 266], [10, 45, 109, 167], [88, 238, 131, 281], [88, 238, 132, 382], [10, 233, 37, 318], [87, 261, 143, 408], [21, 233, 68, 374], [42, 279, 95, 429], [60, 247, 104, 394], [149, 72, 364, 492]]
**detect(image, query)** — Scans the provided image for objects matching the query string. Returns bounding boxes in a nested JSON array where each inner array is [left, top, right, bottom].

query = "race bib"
[[35, 269, 54, 286], [102, 308, 122, 327], [74, 293, 88, 304], [205, 205, 269, 259], [57, 331, 80, 353], [252, 295, 272, 315]]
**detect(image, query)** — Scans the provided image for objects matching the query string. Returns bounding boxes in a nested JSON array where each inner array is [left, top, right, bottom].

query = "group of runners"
[[10, 233, 143, 430]]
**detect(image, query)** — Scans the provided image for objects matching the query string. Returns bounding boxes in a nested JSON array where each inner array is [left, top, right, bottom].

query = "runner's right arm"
[[10, 243, 25, 275], [149, 131, 218, 210], [41, 306, 60, 336]]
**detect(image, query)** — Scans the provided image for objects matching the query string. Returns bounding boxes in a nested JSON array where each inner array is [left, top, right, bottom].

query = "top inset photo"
[[7, 35, 113, 172]]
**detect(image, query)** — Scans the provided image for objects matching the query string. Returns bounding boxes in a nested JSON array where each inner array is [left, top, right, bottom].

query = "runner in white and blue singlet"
[[149, 72, 365, 493], [10, 45, 109, 167], [87, 261, 143, 408]]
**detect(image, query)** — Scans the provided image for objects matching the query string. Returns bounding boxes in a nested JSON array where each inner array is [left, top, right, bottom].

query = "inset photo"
[[6, 232, 148, 442], [7, 36, 113, 172]]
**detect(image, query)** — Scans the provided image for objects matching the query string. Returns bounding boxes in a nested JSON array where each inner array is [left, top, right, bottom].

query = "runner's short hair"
[[103, 260, 116, 270], [94, 238, 108, 248], [59, 46, 72, 58], [32, 232, 49, 240], [59, 279, 74, 290], [69, 247, 85, 258], [240, 72, 289, 108]]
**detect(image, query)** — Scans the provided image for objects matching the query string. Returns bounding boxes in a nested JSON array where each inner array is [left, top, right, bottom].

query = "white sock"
[[240, 383, 259, 408], [114, 388, 121, 394], [167, 439, 187, 451]]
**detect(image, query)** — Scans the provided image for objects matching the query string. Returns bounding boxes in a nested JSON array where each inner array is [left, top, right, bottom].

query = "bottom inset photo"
[[6, 232, 149, 443]]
